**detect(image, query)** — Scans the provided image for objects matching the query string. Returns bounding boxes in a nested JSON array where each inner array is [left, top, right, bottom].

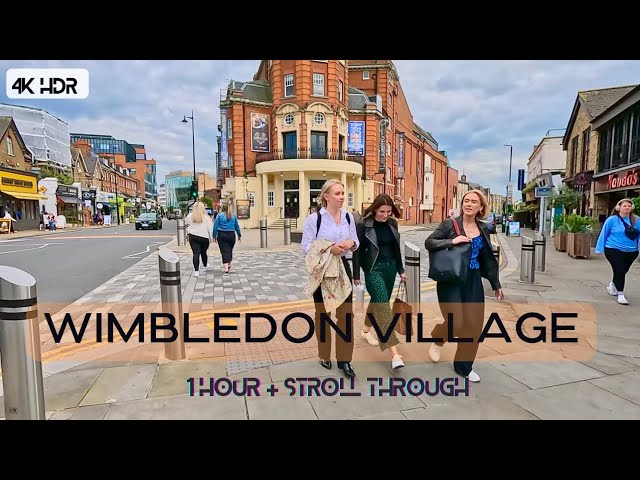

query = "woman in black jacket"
[[353, 194, 407, 370], [424, 189, 504, 383]]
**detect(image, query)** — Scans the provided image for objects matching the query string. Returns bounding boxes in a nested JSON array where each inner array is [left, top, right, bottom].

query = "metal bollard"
[[260, 218, 267, 248], [404, 242, 421, 314], [283, 218, 291, 246], [519, 236, 536, 284], [492, 244, 501, 265], [534, 232, 546, 272], [158, 248, 185, 360], [0, 266, 46, 420], [176, 218, 186, 246]]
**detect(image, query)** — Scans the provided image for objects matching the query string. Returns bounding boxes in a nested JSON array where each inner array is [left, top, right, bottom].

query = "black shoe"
[[338, 362, 356, 378], [319, 360, 332, 369]]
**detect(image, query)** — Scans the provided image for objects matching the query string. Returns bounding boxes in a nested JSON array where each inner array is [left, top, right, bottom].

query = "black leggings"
[[218, 230, 236, 264], [188, 234, 210, 271], [604, 247, 639, 292]]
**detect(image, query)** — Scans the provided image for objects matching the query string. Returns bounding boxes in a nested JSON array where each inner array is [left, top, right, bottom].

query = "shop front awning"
[[57, 195, 81, 204], [1, 190, 48, 200]]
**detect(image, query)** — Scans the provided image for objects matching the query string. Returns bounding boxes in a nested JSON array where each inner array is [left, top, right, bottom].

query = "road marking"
[[47, 235, 171, 240], [122, 242, 167, 259], [0, 243, 64, 255], [0, 242, 64, 247]]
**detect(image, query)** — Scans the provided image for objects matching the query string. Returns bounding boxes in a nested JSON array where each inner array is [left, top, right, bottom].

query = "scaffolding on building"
[[0, 103, 72, 168]]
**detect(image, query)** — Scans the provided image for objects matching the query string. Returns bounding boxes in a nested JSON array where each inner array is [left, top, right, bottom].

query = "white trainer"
[[193, 270, 200, 277], [391, 354, 404, 370], [361, 329, 379, 346], [607, 282, 618, 296], [467, 370, 481, 383], [429, 344, 441, 362], [617, 294, 629, 305]]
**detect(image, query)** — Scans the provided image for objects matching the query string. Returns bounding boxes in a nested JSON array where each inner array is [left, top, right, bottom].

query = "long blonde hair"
[[191, 201, 206, 223], [461, 189, 490, 220], [319, 179, 344, 208], [220, 203, 232, 218]]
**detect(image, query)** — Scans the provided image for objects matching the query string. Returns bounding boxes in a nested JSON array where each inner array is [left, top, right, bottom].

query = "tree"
[[548, 185, 581, 213], [38, 166, 73, 186], [201, 197, 213, 209]]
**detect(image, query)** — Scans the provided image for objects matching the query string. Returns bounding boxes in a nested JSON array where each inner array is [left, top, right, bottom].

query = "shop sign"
[[608, 169, 639, 190]]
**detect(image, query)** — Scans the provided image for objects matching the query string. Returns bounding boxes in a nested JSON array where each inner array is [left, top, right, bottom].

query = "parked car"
[[481, 212, 497, 234], [135, 212, 163, 230]]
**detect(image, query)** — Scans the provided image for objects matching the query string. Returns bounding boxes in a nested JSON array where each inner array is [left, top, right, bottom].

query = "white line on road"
[[0, 242, 64, 247], [0, 243, 64, 255], [122, 242, 166, 259]]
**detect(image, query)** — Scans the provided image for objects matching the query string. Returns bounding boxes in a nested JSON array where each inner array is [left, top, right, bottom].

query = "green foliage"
[[548, 185, 581, 211], [38, 165, 73, 186], [554, 214, 567, 232], [564, 214, 594, 233], [200, 197, 213, 209]]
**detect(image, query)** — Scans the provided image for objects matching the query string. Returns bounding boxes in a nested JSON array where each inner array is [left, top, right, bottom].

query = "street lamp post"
[[182, 110, 197, 199], [504, 143, 513, 208], [113, 147, 120, 225]]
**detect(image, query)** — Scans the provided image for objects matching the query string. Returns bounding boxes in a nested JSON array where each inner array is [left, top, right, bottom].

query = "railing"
[[256, 148, 362, 164], [266, 207, 282, 220]]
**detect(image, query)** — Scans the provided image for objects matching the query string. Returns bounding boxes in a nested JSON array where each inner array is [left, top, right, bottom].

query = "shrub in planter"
[[553, 214, 568, 251], [565, 214, 594, 258]]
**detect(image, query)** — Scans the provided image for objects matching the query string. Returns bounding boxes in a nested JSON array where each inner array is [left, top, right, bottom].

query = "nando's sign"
[[607, 168, 639, 190]]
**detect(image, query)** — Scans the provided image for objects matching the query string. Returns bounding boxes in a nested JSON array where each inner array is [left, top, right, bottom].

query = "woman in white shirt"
[[184, 201, 214, 277], [301, 179, 359, 378]]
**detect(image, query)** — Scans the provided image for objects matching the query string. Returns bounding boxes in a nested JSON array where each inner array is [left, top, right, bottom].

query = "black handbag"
[[618, 215, 640, 240], [427, 219, 471, 284]]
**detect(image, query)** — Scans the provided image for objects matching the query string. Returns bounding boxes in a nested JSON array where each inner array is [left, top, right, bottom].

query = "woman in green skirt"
[[353, 194, 407, 370]]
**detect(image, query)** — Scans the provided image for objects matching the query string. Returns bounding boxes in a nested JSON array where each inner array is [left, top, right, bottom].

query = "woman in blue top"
[[595, 198, 640, 305], [212, 203, 241, 275], [425, 189, 504, 383]]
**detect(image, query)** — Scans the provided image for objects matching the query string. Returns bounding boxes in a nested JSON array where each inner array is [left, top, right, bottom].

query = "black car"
[[135, 212, 162, 230]]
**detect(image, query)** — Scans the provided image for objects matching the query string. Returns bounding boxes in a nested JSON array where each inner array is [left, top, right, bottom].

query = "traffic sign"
[[535, 186, 553, 197]]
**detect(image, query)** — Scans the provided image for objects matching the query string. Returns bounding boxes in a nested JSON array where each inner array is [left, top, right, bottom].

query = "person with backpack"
[[301, 179, 359, 378], [595, 198, 640, 305]]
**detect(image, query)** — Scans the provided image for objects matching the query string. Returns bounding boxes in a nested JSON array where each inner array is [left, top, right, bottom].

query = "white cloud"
[[395, 59, 640, 192], [2, 59, 639, 196]]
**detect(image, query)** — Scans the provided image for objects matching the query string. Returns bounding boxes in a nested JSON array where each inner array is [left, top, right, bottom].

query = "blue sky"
[[1, 60, 639, 195]]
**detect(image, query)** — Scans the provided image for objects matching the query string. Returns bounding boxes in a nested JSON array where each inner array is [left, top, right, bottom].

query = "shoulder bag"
[[618, 215, 640, 241], [427, 219, 471, 284]]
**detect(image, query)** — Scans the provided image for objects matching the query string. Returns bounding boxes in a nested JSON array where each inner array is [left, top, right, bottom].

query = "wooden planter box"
[[567, 232, 591, 258], [553, 230, 567, 251]]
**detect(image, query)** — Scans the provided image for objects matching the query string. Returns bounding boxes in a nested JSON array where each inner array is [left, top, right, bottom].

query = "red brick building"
[[218, 60, 454, 229]]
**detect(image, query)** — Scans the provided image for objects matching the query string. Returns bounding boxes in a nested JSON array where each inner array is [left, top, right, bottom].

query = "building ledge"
[[256, 157, 362, 176]]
